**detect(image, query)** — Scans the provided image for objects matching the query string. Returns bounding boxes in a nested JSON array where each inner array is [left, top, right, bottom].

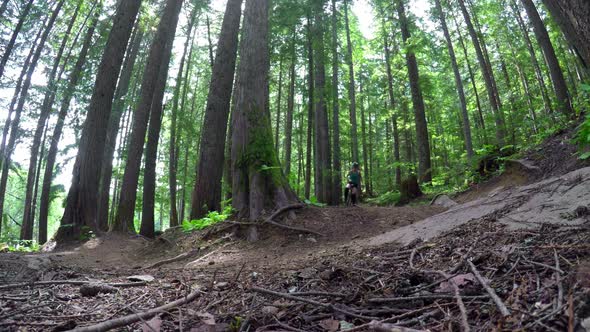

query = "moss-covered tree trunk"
[[231, 0, 298, 228]]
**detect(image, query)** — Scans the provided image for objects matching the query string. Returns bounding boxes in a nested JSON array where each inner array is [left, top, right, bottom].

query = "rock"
[[431, 194, 458, 208], [307, 237, 317, 243], [213, 282, 229, 290], [298, 267, 317, 279], [261, 306, 279, 316]]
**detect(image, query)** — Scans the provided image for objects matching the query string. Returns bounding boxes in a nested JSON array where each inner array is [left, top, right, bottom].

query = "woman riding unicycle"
[[344, 162, 362, 206]]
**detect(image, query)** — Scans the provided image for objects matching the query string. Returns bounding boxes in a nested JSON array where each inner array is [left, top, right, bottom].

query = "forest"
[[0, 0, 590, 330]]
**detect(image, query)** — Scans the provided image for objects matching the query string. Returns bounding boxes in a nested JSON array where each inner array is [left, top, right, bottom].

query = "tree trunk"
[[511, 0, 553, 114], [343, 0, 359, 165], [56, 0, 142, 242], [304, 16, 314, 200], [169, 6, 198, 227], [0, 0, 64, 235], [380, 10, 402, 186], [521, 0, 573, 117], [189, 0, 243, 220], [97, 21, 143, 232], [0, 0, 34, 81], [140, 34, 175, 238], [312, 1, 332, 203], [230, 0, 297, 227], [330, 0, 341, 205], [285, 32, 296, 177], [274, 55, 284, 153], [359, 80, 370, 194], [206, 16, 215, 68], [21, 0, 82, 240], [434, 0, 473, 159], [112, 0, 183, 233], [542, 0, 590, 69], [38, 7, 99, 245], [396, 0, 432, 183], [458, 0, 506, 145]]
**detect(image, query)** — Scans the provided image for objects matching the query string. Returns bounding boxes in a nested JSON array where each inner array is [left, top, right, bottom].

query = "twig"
[[250, 286, 375, 320], [0, 280, 146, 291], [288, 291, 348, 297], [273, 318, 307, 332], [369, 294, 488, 303], [522, 257, 565, 274], [467, 260, 510, 317], [437, 271, 470, 332], [67, 288, 202, 332], [554, 249, 563, 307]]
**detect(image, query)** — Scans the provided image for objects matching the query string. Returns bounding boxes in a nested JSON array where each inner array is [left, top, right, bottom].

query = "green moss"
[[236, 116, 285, 186]]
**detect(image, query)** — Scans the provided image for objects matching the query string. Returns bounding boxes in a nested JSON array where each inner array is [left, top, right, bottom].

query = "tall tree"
[[169, 4, 199, 227], [0, 0, 65, 233], [0, 0, 34, 80], [190, 0, 243, 220], [38, 7, 100, 244], [284, 31, 297, 177], [396, 0, 432, 183], [542, 0, 590, 68], [458, 0, 506, 145], [230, 0, 298, 228], [140, 27, 177, 238], [312, 0, 332, 203], [343, 0, 359, 164], [97, 21, 144, 231], [112, 0, 183, 233], [21, 0, 83, 240], [520, 0, 573, 117], [304, 15, 314, 200], [330, 0, 341, 204], [56, 0, 142, 242], [434, 0, 474, 159]]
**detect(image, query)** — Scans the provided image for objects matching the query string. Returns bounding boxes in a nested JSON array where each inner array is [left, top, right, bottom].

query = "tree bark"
[[434, 0, 473, 159], [140, 33, 175, 238], [112, 0, 183, 233], [521, 0, 573, 117], [56, 0, 142, 242], [458, 0, 506, 145], [0, 0, 65, 235], [343, 0, 359, 164], [21, 0, 82, 240], [396, 0, 432, 183], [542, 0, 590, 69], [274, 55, 284, 154], [285, 32, 296, 177], [304, 16, 314, 200], [511, 0, 553, 114], [97, 20, 143, 232], [359, 80, 370, 194], [189, 0, 243, 220], [380, 9, 402, 186], [330, 0, 341, 204], [168, 6, 198, 227], [206, 16, 215, 68], [0, 0, 34, 81], [38, 7, 100, 245], [312, 0, 332, 203], [230, 0, 298, 225]]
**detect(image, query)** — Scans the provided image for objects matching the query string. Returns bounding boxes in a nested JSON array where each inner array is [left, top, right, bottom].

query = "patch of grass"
[[366, 191, 401, 206], [0, 240, 40, 252], [182, 206, 235, 233]]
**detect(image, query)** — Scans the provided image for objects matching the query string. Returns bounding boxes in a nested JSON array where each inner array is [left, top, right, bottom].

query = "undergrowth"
[[182, 206, 234, 233], [0, 239, 40, 252]]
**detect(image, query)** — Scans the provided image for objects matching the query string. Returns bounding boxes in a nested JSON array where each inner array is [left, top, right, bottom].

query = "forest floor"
[[1, 128, 590, 332]]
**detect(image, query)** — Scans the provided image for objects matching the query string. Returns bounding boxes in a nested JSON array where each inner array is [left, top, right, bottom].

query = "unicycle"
[[346, 185, 358, 206]]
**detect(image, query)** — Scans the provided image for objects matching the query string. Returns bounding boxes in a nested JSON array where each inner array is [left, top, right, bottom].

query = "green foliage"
[[0, 239, 40, 253], [303, 197, 327, 207], [182, 206, 235, 233], [366, 191, 401, 206]]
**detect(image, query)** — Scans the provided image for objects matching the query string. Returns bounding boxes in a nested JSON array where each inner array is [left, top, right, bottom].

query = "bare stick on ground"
[[67, 288, 202, 332], [438, 271, 471, 332], [467, 260, 511, 317]]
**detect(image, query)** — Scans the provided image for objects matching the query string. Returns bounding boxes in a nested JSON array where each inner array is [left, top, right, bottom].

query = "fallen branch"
[[437, 271, 470, 332], [67, 288, 202, 332], [369, 294, 487, 303], [467, 260, 510, 317], [0, 280, 146, 291], [250, 286, 375, 320]]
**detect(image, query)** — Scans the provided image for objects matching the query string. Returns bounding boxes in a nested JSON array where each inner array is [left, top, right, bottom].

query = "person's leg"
[[344, 187, 349, 203]]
